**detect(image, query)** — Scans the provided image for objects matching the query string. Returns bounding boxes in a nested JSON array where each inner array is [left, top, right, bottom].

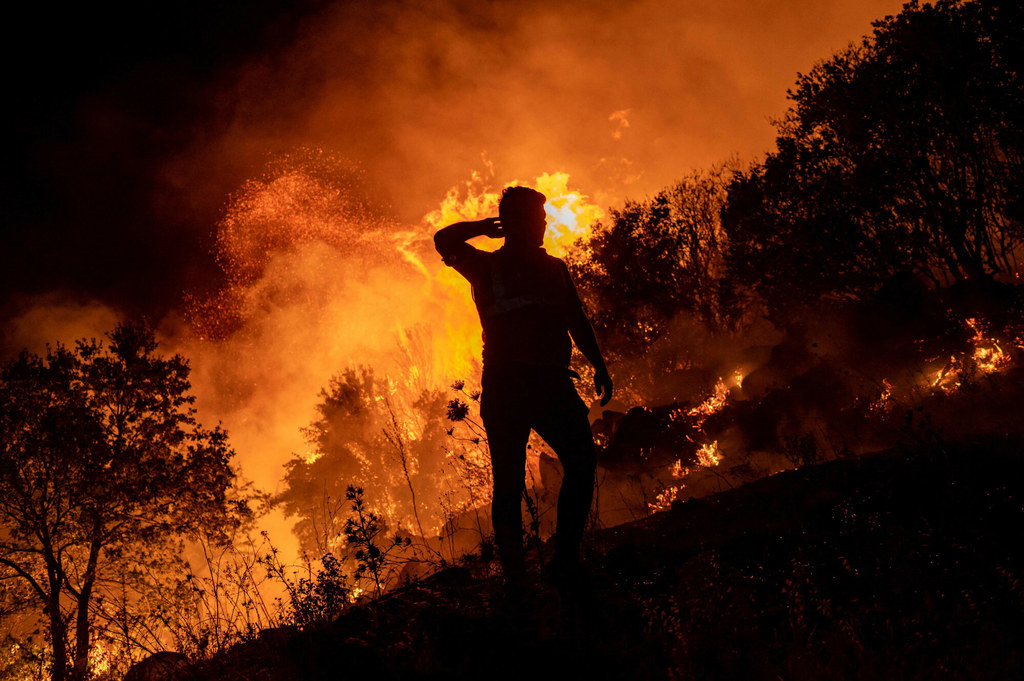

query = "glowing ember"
[[689, 378, 729, 419], [681, 371, 743, 430], [650, 485, 682, 513], [655, 442, 722, 512], [869, 379, 894, 413], [89, 642, 112, 676], [929, 317, 1012, 394], [966, 318, 1009, 374], [695, 441, 722, 467], [931, 356, 961, 392], [657, 372, 739, 513]]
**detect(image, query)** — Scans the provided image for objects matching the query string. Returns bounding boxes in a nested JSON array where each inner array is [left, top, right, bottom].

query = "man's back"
[[445, 245, 581, 368]]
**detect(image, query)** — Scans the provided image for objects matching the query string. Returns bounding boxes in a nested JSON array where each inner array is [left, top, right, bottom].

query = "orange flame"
[[650, 441, 723, 513], [929, 317, 1011, 393], [674, 370, 743, 429], [180, 154, 607, 555], [417, 171, 606, 379], [423, 170, 604, 255], [649, 485, 682, 513], [653, 372, 738, 513], [869, 378, 894, 413], [966, 317, 1009, 374], [695, 441, 722, 467]]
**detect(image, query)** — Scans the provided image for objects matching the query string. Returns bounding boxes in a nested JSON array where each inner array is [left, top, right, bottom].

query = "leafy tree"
[[0, 323, 246, 681], [723, 0, 1024, 318], [278, 367, 447, 556], [569, 164, 734, 351]]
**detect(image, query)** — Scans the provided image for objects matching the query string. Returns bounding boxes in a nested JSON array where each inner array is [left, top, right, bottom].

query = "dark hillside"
[[176, 433, 1024, 681], [604, 435, 1024, 680]]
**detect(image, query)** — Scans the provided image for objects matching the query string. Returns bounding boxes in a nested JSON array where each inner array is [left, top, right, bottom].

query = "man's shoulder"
[[538, 251, 571, 276], [496, 247, 566, 266]]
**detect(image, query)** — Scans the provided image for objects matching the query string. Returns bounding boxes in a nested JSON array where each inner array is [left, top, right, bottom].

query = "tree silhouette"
[[278, 367, 447, 556], [0, 323, 246, 681], [723, 0, 1023, 318], [569, 164, 733, 351]]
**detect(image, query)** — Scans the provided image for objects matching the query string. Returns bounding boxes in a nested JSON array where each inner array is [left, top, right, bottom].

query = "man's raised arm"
[[433, 217, 503, 262]]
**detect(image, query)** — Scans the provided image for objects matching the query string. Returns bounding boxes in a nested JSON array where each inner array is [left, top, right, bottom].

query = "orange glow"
[[89, 642, 112, 676], [418, 171, 605, 379], [929, 317, 1011, 394], [180, 156, 605, 551], [679, 371, 743, 429], [930, 355, 961, 392], [689, 378, 729, 419], [653, 373, 738, 514], [869, 379, 894, 413], [695, 441, 722, 468], [656, 442, 722, 513], [966, 317, 1009, 374], [423, 170, 604, 255], [649, 484, 682, 513]]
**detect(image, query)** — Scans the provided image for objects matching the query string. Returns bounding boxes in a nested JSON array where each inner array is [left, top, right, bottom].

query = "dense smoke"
[[165, 0, 907, 226], [5, 0, 906, 324], [165, 151, 483, 556]]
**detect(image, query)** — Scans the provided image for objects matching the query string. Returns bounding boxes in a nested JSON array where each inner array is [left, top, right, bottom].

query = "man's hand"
[[594, 367, 613, 407], [481, 217, 503, 239]]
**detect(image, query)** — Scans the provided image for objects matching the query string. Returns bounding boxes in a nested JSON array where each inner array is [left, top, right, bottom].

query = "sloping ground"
[[181, 434, 1024, 681], [602, 434, 1024, 680]]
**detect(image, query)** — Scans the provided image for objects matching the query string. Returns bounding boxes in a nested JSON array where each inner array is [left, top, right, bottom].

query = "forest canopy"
[[721, 0, 1023, 318], [576, 0, 1023, 338]]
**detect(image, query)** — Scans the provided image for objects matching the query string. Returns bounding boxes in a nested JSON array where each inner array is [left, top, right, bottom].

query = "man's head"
[[499, 186, 547, 248]]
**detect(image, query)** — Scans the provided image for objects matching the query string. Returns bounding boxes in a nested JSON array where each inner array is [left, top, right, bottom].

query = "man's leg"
[[481, 373, 532, 580], [533, 380, 597, 566]]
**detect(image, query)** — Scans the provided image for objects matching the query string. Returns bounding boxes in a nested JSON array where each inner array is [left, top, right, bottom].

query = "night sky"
[[5, 1, 326, 319]]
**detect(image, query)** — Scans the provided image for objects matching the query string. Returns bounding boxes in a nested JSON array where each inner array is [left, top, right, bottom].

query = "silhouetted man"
[[434, 186, 612, 588]]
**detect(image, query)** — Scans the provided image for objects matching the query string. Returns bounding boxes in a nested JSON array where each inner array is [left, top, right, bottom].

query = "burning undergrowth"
[[173, 144, 1024, 598], [590, 279, 1024, 521]]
